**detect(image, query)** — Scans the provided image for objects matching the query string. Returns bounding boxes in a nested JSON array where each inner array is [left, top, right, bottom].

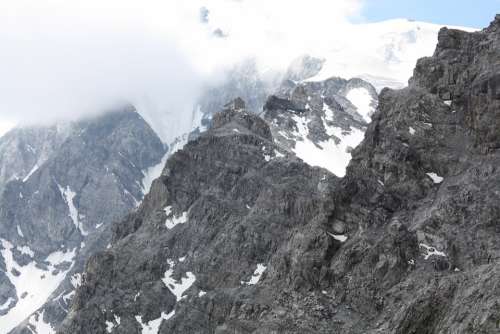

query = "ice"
[[105, 314, 121, 333], [241, 264, 266, 285], [426, 172, 443, 184], [27, 311, 55, 334], [58, 184, 87, 236], [136, 311, 174, 334], [16, 245, 34, 257], [0, 240, 76, 333], [162, 260, 196, 300], [346, 88, 374, 122], [409, 127, 416, 135], [164, 208, 188, 229], [420, 243, 446, 260], [22, 164, 39, 183], [327, 232, 348, 242], [291, 114, 365, 177], [16, 226, 24, 238], [0, 298, 14, 311], [70, 273, 82, 289], [141, 152, 168, 195]]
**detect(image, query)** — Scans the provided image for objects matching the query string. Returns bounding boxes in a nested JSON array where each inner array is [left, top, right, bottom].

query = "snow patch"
[[141, 152, 168, 196], [0, 240, 76, 333], [22, 164, 39, 183], [164, 207, 188, 229], [162, 260, 196, 300], [291, 114, 365, 177], [58, 184, 87, 236], [420, 243, 446, 260], [409, 127, 416, 135], [106, 314, 121, 333], [327, 232, 348, 242], [346, 88, 374, 122], [16, 226, 24, 238], [241, 264, 266, 285], [135, 311, 174, 334], [426, 172, 443, 184], [16, 245, 34, 257], [28, 311, 55, 334], [70, 273, 82, 289]]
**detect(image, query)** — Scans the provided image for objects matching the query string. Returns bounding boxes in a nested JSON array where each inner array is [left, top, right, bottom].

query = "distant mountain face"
[[264, 77, 377, 176], [58, 15, 500, 334], [0, 108, 166, 333]]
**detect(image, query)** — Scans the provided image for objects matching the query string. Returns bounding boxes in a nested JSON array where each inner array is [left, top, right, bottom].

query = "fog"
[[0, 0, 363, 141]]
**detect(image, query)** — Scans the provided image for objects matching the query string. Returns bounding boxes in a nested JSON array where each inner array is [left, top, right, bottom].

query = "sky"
[[361, 0, 499, 29], [0, 0, 496, 140]]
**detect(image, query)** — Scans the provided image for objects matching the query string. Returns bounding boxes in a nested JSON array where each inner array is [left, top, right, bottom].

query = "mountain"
[[57, 14, 500, 334], [0, 108, 166, 333], [264, 77, 377, 176], [303, 18, 476, 91]]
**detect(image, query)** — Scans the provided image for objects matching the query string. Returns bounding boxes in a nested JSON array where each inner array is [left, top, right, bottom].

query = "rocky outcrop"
[[59, 15, 500, 334], [0, 108, 166, 333], [264, 77, 377, 176]]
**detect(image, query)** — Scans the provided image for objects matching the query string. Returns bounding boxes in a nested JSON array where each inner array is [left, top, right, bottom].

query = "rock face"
[[0, 108, 166, 333], [264, 77, 377, 176], [60, 15, 500, 334]]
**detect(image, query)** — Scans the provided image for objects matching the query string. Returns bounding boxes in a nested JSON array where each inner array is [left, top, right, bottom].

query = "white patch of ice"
[[346, 88, 374, 122], [16, 245, 34, 257], [0, 298, 14, 311], [274, 150, 285, 158], [264, 154, 271, 162], [327, 232, 348, 242], [241, 264, 266, 285], [62, 290, 75, 304], [162, 260, 196, 301], [444, 100, 452, 106], [70, 273, 82, 289], [136, 311, 174, 334], [164, 208, 188, 229], [16, 226, 24, 238], [409, 127, 416, 135], [233, 128, 240, 133], [291, 114, 365, 177], [0, 240, 76, 333], [426, 172, 443, 184], [105, 314, 121, 333], [420, 243, 446, 260], [22, 164, 39, 183], [198, 290, 206, 297], [58, 184, 87, 236], [28, 311, 55, 334], [178, 256, 186, 262], [141, 152, 168, 196]]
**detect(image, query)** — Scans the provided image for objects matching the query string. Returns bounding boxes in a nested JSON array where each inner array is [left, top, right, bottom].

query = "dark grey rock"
[[0, 107, 166, 333], [59, 14, 500, 334]]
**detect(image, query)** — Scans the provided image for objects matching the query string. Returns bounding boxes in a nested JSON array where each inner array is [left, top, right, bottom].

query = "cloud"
[[0, 0, 364, 141]]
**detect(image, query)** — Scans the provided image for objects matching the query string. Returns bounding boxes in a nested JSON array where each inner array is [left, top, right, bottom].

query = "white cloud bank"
[[0, 0, 364, 140], [0, 0, 473, 141]]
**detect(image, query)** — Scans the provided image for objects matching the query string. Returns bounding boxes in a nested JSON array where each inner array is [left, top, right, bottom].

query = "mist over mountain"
[[0, 1, 498, 334]]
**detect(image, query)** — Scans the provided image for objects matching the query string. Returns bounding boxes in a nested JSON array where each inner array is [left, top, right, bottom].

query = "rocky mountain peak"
[[54, 16, 500, 334], [211, 98, 273, 141]]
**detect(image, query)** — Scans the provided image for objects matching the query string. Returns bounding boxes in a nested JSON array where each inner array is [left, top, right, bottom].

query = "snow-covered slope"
[[264, 77, 377, 176], [302, 19, 475, 89]]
